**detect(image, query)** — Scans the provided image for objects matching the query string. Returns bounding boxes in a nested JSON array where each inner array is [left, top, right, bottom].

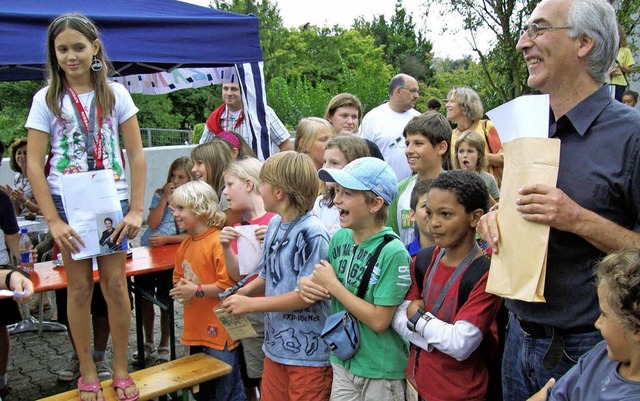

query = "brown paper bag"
[[486, 137, 561, 302]]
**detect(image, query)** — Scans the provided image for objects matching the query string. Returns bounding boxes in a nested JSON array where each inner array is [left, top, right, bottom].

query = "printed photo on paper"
[[97, 212, 128, 254], [61, 170, 127, 260]]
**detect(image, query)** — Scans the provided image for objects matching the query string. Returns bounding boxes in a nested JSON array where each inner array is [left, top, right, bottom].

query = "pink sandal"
[[113, 375, 139, 401], [77, 377, 104, 401]]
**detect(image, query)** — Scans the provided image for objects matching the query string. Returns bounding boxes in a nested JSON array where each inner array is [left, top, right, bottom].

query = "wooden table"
[[20, 244, 180, 368], [30, 244, 179, 291]]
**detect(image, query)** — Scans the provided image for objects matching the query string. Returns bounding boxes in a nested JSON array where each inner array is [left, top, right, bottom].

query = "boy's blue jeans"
[[190, 344, 247, 401], [501, 313, 602, 401]]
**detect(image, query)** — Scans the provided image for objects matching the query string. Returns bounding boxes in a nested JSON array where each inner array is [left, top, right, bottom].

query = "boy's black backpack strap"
[[413, 245, 437, 295], [356, 234, 395, 299]]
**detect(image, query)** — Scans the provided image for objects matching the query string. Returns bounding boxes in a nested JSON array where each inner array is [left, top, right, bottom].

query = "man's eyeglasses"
[[520, 23, 572, 40], [400, 87, 419, 95]]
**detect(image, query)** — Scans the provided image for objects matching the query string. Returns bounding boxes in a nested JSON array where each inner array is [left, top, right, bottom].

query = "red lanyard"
[[68, 87, 104, 170]]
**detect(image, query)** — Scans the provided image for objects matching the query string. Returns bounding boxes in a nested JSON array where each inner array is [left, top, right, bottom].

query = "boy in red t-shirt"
[[392, 170, 503, 401]]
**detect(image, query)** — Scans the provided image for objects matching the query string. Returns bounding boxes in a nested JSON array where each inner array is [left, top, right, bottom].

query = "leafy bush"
[[192, 123, 205, 144]]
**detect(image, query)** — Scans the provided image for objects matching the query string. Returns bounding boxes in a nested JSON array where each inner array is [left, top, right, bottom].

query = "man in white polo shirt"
[[360, 73, 420, 181]]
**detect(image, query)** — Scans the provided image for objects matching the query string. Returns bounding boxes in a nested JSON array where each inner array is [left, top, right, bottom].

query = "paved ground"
[[4, 229, 192, 401], [6, 301, 186, 401]]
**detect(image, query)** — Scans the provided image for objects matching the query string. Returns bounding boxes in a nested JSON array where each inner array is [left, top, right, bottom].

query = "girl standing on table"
[[25, 13, 145, 401]]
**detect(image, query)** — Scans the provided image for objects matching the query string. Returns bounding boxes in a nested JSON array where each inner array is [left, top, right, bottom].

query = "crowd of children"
[[8, 9, 640, 401], [168, 112, 637, 401]]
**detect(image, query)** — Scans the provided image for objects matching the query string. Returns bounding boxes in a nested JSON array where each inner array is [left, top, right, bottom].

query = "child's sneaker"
[[95, 359, 112, 381], [57, 357, 80, 382]]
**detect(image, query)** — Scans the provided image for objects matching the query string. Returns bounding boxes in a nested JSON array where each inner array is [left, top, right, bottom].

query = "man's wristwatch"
[[407, 308, 426, 332], [195, 284, 204, 298]]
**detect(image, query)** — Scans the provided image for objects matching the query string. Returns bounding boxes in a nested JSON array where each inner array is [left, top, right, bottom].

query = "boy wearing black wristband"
[[392, 170, 503, 401]]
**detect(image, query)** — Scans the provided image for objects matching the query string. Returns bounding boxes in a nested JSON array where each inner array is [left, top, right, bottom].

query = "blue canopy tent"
[[0, 0, 274, 159]]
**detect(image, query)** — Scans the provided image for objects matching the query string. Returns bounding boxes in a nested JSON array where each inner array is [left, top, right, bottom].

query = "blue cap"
[[318, 157, 398, 205]]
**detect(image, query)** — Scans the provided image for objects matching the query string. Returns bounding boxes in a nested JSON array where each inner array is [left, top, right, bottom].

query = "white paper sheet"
[[486, 94, 550, 143], [235, 225, 262, 276], [60, 170, 128, 260], [0, 290, 26, 298]]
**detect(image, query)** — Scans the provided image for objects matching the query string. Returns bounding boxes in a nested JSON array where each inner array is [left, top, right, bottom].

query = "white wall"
[[1, 144, 196, 221]]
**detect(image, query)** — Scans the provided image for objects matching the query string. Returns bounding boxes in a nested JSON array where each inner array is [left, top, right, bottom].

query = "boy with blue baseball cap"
[[299, 157, 412, 400]]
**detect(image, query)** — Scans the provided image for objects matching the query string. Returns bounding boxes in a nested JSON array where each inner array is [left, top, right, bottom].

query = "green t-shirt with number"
[[328, 227, 412, 379]]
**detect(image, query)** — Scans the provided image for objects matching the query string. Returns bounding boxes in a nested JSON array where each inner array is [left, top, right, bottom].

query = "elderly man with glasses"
[[477, 0, 640, 399]]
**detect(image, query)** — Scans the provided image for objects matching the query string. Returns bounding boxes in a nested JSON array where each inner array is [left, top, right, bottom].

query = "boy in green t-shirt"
[[299, 157, 412, 400]]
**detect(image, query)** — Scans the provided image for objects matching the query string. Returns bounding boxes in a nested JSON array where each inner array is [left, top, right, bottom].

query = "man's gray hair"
[[388, 74, 406, 97], [566, 0, 618, 84]]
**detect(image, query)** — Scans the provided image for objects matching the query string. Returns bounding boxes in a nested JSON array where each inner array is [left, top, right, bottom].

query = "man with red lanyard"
[[199, 82, 292, 161]]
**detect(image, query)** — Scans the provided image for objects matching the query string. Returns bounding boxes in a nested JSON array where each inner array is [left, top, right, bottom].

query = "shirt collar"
[[550, 85, 612, 138]]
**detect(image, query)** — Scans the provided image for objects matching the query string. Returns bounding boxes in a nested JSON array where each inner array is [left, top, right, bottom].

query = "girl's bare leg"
[[63, 254, 98, 400], [97, 252, 138, 399]]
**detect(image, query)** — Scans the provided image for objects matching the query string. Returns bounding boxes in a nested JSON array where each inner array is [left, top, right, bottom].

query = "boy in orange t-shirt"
[[169, 181, 246, 401]]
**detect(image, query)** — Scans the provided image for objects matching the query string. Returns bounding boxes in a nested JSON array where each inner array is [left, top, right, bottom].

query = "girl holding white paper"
[[219, 157, 275, 398], [25, 13, 145, 401]]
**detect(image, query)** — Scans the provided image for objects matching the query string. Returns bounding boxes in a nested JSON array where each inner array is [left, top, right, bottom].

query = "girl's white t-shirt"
[[25, 82, 138, 199], [312, 195, 341, 236]]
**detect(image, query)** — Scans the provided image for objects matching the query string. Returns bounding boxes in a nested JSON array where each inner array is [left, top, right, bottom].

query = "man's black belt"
[[517, 317, 595, 338], [516, 316, 597, 371]]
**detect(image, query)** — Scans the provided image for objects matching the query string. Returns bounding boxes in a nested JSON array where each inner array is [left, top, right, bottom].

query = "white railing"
[[140, 128, 193, 147]]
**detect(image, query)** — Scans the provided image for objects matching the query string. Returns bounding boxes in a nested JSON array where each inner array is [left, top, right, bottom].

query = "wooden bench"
[[38, 353, 231, 401]]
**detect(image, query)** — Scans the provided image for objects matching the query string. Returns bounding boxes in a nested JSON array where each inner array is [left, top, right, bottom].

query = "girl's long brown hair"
[[45, 14, 115, 119]]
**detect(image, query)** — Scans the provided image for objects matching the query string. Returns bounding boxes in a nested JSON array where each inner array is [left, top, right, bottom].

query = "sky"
[[181, 0, 494, 60]]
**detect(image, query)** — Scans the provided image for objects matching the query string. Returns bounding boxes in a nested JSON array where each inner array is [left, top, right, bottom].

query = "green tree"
[[272, 27, 392, 87], [354, 0, 434, 83], [422, 56, 482, 103], [0, 81, 44, 146], [213, 0, 286, 82], [167, 86, 219, 128], [131, 93, 183, 130], [264, 26, 393, 127], [425, 0, 540, 102], [615, 0, 640, 37]]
